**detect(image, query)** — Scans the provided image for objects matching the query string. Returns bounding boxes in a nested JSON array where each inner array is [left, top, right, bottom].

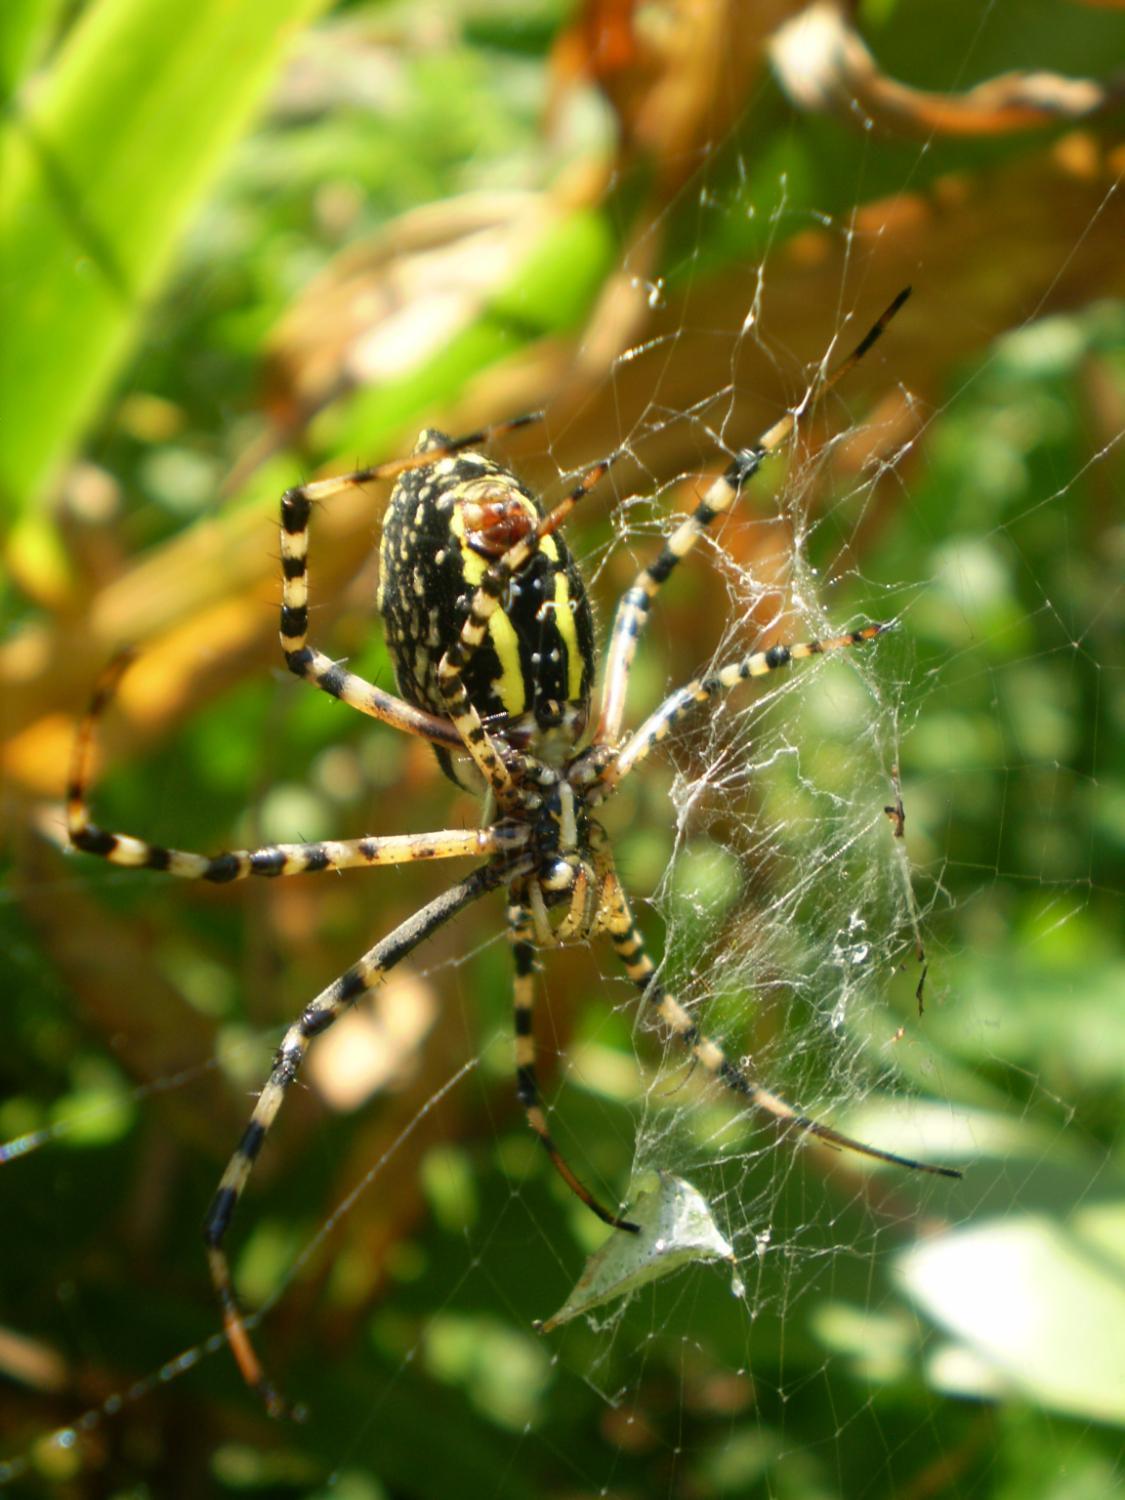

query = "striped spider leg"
[[203, 856, 532, 1418], [596, 286, 912, 745], [508, 899, 640, 1232], [596, 623, 892, 795], [67, 656, 524, 882], [596, 861, 960, 1176]]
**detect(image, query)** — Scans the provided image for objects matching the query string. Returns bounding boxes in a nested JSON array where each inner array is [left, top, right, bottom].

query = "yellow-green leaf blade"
[[0, 0, 331, 519]]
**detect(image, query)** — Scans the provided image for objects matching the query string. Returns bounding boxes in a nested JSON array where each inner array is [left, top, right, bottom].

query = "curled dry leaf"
[[770, 0, 1123, 138]]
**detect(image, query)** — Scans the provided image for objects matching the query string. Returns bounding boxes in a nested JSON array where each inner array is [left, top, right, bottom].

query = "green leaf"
[[897, 1203, 1125, 1425], [539, 1173, 739, 1332], [0, 0, 68, 103], [0, 0, 331, 522]]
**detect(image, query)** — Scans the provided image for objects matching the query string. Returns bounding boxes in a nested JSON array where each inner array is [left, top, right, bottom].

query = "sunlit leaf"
[[539, 1173, 740, 1332], [897, 1204, 1125, 1425], [0, 0, 331, 520]]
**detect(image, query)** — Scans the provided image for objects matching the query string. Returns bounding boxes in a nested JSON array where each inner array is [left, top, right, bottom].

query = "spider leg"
[[599, 865, 961, 1180], [597, 289, 910, 744], [434, 450, 624, 809], [278, 414, 544, 748], [508, 900, 639, 1231], [203, 857, 524, 1418], [594, 623, 890, 798], [67, 653, 528, 877]]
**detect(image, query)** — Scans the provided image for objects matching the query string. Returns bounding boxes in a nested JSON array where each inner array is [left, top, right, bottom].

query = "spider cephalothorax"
[[68, 288, 958, 1420]]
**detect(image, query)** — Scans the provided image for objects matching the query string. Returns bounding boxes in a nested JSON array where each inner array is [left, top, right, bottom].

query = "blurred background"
[[1, 1, 1123, 1495]]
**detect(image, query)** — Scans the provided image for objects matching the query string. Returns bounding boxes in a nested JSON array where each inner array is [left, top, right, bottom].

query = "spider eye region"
[[458, 483, 536, 557], [378, 440, 596, 779]]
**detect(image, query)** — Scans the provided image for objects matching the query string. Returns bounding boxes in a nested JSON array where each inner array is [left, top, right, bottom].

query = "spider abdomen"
[[379, 430, 596, 775]]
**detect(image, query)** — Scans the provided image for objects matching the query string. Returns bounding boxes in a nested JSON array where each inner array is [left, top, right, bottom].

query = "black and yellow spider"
[[67, 288, 959, 1418]]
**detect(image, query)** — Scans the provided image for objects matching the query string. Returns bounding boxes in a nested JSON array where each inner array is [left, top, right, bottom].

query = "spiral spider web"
[[2, 2, 1123, 1495]]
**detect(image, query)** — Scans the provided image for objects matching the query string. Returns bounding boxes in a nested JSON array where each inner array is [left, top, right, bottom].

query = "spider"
[[67, 287, 959, 1419]]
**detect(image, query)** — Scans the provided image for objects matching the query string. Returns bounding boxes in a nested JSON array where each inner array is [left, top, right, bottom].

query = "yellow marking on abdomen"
[[487, 605, 526, 715], [551, 569, 583, 702]]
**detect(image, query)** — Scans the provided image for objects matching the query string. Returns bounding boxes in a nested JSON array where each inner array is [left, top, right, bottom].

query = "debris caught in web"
[[538, 1173, 742, 1333]]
